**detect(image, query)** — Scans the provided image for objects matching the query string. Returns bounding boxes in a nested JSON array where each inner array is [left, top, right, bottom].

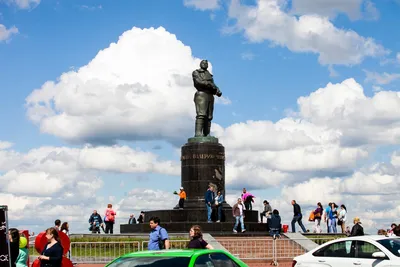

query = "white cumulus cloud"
[[226, 0, 388, 66], [26, 27, 214, 145], [118, 188, 177, 212], [0, 144, 179, 198], [290, 0, 379, 21], [0, 141, 13, 150], [4, 0, 40, 9], [364, 70, 400, 85], [290, 0, 363, 20], [298, 78, 400, 146], [183, 0, 220, 10], [78, 145, 179, 175], [0, 142, 181, 233], [0, 24, 18, 42]]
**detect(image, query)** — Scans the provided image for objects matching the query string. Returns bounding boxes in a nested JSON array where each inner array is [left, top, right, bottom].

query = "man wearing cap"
[[178, 187, 186, 209]]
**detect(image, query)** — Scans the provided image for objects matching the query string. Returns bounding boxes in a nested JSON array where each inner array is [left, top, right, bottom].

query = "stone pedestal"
[[120, 137, 262, 233], [181, 137, 226, 209]]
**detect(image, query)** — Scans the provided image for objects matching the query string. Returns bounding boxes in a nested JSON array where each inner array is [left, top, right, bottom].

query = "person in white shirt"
[[338, 204, 347, 233]]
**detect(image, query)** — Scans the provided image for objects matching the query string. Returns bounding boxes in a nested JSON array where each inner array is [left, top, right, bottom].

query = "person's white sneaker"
[[233, 229, 237, 233], [241, 229, 246, 233]]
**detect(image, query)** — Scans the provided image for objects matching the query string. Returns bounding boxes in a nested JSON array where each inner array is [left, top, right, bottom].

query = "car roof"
[[315, 235, 400, 248], [334, 235, 400, 241], [120, 249, 228, 258]]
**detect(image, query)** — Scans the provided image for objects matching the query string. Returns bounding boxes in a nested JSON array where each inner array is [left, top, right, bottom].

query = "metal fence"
[[274, 238, 313, 260], [70, 241, 141, 263], [141, 240, 190, 251]]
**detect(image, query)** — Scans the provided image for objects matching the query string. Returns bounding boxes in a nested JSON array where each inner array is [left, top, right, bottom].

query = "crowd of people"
[[287, 200, 365, 237], [167, 183, 399, 240], [88, 204, 117, 234], [7, 187, 400, 265], [378, 223, 400, 236], [6, 202, 400, 266]]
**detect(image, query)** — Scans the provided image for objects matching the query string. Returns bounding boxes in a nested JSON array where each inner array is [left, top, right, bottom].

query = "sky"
[[1, 0, 400, 234]]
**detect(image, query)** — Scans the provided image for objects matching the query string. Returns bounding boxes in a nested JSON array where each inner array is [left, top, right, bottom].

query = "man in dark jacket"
[[204, 184, 215, 223], [350, 217, 364, 236], [291, 200, 307, 233], [137, 211, 145, 224], [89, 210, 103, 233], [128, 214, 137, 224], [269, 209, 281, 238]]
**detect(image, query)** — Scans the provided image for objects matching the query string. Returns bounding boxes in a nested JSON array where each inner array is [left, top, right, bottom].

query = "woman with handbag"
[[338, 204, 347, 234], [313, 202, 323, 233]]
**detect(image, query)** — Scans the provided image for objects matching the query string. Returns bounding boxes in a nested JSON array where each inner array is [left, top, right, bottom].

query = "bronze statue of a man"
[[192, 60, 222, 137]]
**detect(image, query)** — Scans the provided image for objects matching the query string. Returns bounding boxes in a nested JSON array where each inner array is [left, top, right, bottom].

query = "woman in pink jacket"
[[104, 204, 116, 234]]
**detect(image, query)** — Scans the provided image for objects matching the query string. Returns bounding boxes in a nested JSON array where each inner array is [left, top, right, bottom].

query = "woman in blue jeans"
[[215, 191, 224, 222], [328, 203, 338, 233]]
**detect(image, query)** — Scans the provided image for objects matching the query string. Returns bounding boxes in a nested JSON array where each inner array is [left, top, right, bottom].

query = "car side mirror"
[[372, 252, 386, 258]]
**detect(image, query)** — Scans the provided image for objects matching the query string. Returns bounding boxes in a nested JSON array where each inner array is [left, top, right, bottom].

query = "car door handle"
[[318, 260, 326, 262], [353, 262, 361, 265]]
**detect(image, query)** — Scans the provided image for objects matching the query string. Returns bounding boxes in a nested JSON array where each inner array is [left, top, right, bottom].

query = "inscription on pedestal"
[[181, 153, 225, 160]]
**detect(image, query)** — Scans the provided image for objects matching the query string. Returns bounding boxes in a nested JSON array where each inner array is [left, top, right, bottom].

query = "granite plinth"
[[187, 136, 219, 143], [181, 141, 226, 209], [142, 209, 259, 224], [120, 221, 268, 234]]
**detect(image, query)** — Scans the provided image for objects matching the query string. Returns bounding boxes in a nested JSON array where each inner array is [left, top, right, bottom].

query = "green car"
[[105, 249, 249, 267]]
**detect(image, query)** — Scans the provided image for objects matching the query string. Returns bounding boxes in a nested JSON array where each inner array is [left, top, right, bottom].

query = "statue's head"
[[200, 60, 208, 70]]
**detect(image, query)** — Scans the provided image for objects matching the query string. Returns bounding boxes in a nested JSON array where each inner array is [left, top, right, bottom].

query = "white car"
[[293, 235, 400, 267]]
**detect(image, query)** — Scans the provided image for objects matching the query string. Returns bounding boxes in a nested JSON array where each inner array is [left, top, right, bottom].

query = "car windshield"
[[377, 238, 400, 257], [107, 256, 191, 267]]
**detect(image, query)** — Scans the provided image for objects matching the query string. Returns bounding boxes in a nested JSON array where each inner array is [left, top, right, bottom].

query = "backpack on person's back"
[[158, 227, 166, 249], [106, 210, 115, 222]]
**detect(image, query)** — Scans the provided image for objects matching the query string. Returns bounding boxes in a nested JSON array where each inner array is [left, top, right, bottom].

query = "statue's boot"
[[195, 119, 204, 137]]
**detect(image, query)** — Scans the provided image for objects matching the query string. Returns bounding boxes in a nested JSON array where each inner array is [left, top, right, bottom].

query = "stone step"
[[139, 209, 260, 223], [121, 222, 269, 233]]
